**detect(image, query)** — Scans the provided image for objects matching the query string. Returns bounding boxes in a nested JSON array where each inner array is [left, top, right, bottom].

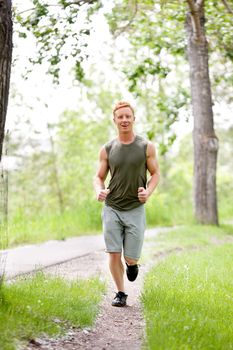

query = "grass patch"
[[4, 190, 233, 249], [6, 204, 103, 247], [146, 194, 194, 227], [144, 224, 233, 256], [5, 198, 194, 248], [142, 225, 233, 349], [0, 273, 105, 350]]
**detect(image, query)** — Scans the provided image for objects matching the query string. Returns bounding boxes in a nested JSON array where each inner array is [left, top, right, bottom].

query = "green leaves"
[[105, 0, 233, 155], [128, 59, 170, 92], [74, 61, 85, 81], [13, 0, 102, 83]]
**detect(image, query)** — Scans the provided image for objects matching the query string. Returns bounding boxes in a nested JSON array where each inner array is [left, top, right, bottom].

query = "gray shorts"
[[102, 205, 146, 260]]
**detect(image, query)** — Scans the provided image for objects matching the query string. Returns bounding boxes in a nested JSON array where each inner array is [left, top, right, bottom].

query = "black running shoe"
[[111, 291, 128, 307], [126, 263, 139, 282]]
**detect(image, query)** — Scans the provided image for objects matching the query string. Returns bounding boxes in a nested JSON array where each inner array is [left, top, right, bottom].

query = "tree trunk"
[[0, 0, 12, 161], [186, 2, 219, 224], [47, 123, 65, 215]]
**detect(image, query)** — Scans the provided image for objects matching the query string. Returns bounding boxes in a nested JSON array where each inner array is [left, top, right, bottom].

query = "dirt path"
[[22, 245, 155, 350], [20, 226, 233, 350]]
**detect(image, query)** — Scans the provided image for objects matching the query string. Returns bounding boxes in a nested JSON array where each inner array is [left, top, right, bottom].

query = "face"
[[113, 107, 135, 134]]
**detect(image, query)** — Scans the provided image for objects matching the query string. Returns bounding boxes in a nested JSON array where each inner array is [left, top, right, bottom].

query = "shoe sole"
[[111, 303, 127, 307]]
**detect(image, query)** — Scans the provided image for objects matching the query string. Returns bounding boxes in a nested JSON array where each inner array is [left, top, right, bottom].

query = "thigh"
[[123, 205, 146, 260], [102, 205, 124, 253]]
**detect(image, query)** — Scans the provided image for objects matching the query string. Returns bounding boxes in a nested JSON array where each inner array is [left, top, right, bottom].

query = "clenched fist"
[[97, 189, 110, 202], [138, 187, 150, 203]]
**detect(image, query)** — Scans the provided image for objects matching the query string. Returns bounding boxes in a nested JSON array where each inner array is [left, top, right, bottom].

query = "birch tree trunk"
[[47, 123, 65, 215], [0, 0, 12, 161], [186, 0, 219, 224]]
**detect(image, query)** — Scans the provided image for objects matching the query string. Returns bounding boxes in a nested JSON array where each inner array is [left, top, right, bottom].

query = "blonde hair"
[[113, 101, 135, 116]]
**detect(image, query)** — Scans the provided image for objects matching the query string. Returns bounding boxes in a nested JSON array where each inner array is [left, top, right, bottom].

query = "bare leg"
[[124, 257, 138, 266], [109, 252, 125, 292], [124, 256, 139, 282]]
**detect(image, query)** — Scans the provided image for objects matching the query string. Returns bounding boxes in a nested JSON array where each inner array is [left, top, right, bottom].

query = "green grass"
[[146, 193, 194, 227], [3, 186, 233, 249], [142, 225, 233, 349], [5, 198, 194, 248], [0, 273, 105, 350], [6, 203, 103, 247], [144, 224, 233, 256]]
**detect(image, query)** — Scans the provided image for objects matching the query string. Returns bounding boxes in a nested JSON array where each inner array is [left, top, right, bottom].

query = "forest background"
[[1, 0, 233, 248]]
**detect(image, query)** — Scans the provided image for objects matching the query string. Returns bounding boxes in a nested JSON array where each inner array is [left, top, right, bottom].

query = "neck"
[[118, 132, 135, 144]]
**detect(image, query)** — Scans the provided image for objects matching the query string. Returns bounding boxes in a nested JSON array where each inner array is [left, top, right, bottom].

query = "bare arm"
[[138, 142, 160, 203], [93, 146, 110, 202]]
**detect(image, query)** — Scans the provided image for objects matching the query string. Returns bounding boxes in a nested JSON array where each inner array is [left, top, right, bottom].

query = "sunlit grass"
[[5, 199, 195, 248], [3, 184, 232, 248], [6, 203, 103, 247], [146, 193, 194, 227], [144, 224, 233, 256], [0, 273, 105, 350], [142, 244, 233, 349], [142, 224, 233, 349]]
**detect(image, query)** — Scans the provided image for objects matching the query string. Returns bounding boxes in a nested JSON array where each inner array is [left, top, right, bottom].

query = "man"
[[94, 101, 160, 307]]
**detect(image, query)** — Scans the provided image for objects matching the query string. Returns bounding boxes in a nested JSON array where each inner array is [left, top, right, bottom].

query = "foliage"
[[8, 106, 110, 216], [0, 273, 105, 350], [106, 1, 190, 153], [5, 90, 114, 245], [4, 115, 232, 247], [56, 109, 111, 205], [107, 0, 233, 87], [3, 0, 232, 246], [105, 0, 233, 153], [205, 2, 233, 105], [13, 0, 103, 83]]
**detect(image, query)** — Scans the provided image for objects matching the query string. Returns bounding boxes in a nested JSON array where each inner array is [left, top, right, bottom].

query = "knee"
[[124, 256, 138, 266], [109, 252, 122, 262]]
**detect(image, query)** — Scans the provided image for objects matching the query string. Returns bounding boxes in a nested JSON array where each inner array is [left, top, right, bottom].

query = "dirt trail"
[[22, 245, 154, 350], [21, 226, 233, 350]]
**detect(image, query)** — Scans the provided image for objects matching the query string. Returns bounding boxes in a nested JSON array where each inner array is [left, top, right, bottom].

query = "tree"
[[186, 0, 218, 224], [0, 0, 13, 160], [107, 0, 233, 225], [0, 0, 101, 161]]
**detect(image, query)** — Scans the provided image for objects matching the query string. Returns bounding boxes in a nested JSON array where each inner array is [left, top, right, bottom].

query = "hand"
[[138, 187, 150, 203], [97, 189, 110, 202]]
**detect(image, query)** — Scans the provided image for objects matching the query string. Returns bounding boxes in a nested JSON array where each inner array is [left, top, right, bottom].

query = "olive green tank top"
[[105, 135, 148, 211]]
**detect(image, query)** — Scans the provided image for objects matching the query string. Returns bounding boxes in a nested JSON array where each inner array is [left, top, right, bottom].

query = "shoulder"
[[135, 135, 149, 148], [146, 141, 156, 158], [104, 138, 118, 156], [135, 135, 147, 143], [104, 138, 116, 149], [99, 146, 107, 160]]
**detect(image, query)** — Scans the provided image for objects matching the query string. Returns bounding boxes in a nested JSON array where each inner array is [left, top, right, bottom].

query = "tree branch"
[[16, 0, 98, 16], [186, 0, 203, 41], [196, 0, 204, 10], [67, 0, 97, 5], [113, 0, 138, 38], [186, 0, 197, 13], [221, 0, 233, 15]]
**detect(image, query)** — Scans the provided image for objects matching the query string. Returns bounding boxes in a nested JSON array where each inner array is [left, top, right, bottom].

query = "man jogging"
[[94, 101, 160, 307]]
